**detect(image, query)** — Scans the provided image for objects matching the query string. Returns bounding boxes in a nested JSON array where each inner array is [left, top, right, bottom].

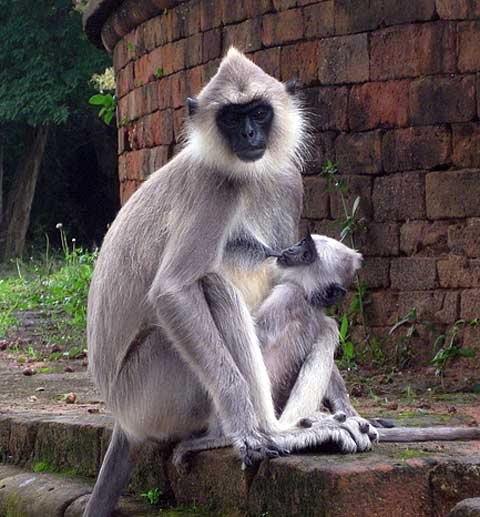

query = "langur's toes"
[[358, 421, 370, 433], [333, 411, 347, 423], [299, 417, 314, 428]]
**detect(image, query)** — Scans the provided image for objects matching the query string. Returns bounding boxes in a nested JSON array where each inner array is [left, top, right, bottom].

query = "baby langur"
[[259, 234, 480, 444]]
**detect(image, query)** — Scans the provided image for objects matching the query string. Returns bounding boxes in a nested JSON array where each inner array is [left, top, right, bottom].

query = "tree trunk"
[[1, 125, 49, 259], [0, 145, 4, 229]]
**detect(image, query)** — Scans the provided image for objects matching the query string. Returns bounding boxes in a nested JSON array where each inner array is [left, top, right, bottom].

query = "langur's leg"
[[172, 435, 233, 474], [83, 423, 137, 517]]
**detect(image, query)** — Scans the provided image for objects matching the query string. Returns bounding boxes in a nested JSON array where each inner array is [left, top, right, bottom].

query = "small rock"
[[23, 367, 36, 376], [51, 344, 62, 353], [35, 387, 45, 392], [0, 340, 8, 350], [385, 401, 399, 410], [64, 366, 74, 373], [448, 406, 457, 414], [81, 359, 88, 367], [65, 392, 77, 404], [415, 401, 431, 410], [28, 395, 38, 402], [350, 384, 365, 397], [87, 407, 99, 414]]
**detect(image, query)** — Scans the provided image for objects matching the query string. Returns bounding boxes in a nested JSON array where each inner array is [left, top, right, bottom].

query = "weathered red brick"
[[200, 0, 222, 31], [349, 81, 409, 131], [373, 172, 426, 222], [458, 21, 480, 72], [113, 38, 128, 72], [185, 66, 204, 98], [330, 175, 372, 219], [116, 63, 134, 98], [157, 76, 172, 110], [371, 22, 456, 80], [147, 145, 170, 172], [244, 0, 273, 17], [185, 33, 203, 68], [365, 291, 399, 325], [164, 5, 187, 42], [426, 170, 480, 219], [336, 131, 382, 175], [310, 218, 342, 238], [398, 291, 459, 324], [272, 0, 296, 10], [173, 107, 187, 142], [400, 221, 449, 256], [170, 71, 186, 109], [383, 0, 435, 25], [183, 0, 201, 36], [262, 9, 304, 47], [127, 88, 144, 121], [436, 0, 480, 19], [448, 219, 480, 258], [120, 180, 141, 204], [307, 86, 348, 131], [390, 257, 438, 290], [318, 33, 369, 84], [203, 29, 222, 62], [303, 176, 329, 218], [461, 289, 480, 320], [145, 110, 174, 147], [356, 222, 400, 257], [302, 131, 336, 175], [127, 120, 144, 150], [452, 123, 480, 168], [382, 126, 451, 173], [438, 256, 480, 288], [304, 1, 334, 38], [223, 18, 262, 53], [410, 76, 476, 125], [359, 257, 390, 288], [142, 82, 160, 115], [280, 41, 319, 83], [253, 48, 281, 78], [221, 2, 247, 24], [334, 0, 382, 34]]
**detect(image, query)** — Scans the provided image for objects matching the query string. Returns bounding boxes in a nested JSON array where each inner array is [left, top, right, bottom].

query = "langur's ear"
[[309, 283, 347, 307], [186, 97, 199, 116], [285, 79, 300, 95], [302, 233, 318, 261]]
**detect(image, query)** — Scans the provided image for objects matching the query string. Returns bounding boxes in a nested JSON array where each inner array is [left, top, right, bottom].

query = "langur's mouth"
[[236, 147, 266, 162]]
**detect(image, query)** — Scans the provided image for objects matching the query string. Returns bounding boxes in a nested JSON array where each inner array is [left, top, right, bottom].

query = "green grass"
[[0, 233, 96, 351]]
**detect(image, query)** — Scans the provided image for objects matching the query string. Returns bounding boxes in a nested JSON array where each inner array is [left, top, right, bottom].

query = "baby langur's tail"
[[377, 426, 480, 442]]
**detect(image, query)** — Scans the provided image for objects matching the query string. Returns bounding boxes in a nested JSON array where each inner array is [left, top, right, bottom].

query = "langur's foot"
[[233, 432, 290, 468], [340, 416, 379, 451], [171, 445, 193, 475]]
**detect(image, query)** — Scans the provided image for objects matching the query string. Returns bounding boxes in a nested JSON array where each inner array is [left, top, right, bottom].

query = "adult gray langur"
[[84, 48, 375, 517]]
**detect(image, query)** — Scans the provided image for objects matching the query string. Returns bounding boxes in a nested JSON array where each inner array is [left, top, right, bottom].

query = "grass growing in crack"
[[0, 226, 96, 352], [32, 461, 78, 476], [140, 487, 162, 506]]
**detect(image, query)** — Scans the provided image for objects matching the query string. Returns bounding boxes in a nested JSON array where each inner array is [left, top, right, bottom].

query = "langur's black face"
[[216, 100, 274, 162], [276, 234, 318, 267]]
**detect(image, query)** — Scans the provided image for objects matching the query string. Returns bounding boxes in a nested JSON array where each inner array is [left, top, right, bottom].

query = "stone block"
[[157, 76, 172, 110], [458, 21, 480, 72], [185, 66, 204, 98], [223, 18, 262, 53], [307, 86, 348, 131], [383, 0, 435, 24], [371, 22, 456, 80], [334, 0, 383, 34], [356, 222, 400, 256], [449, 219, 480, 257], [452, 122, 480, 168], [373, 172, 425, 222], [461, 290, 480, 320], [410, 76, 476, 125], [359, 257, 390, 288], [253, 47, 281, 79], [426, 169, 480, 219], [262, 9, 304, 46], [383, 126, 451, 173], [398, 290, 459, 324], [349, 80, 409, 131], [272, 0, 297, 10], [116, 63, 134, 98], [302, 131, 336, 175], [310, 218, 342, 238], [8, 415, 41, 465], [400, 221, 449, 256], [390, 257, 438, 290], [120, 180, 141, 204], [146, 110, 174, 147], [436, 0, 480, 19], [170, 71, 186, 108], [438, 256, 480, 288], [203, 28, 222, 62], [185, 33, 203, 68], [318, 33, 369, 84], [329, 175, 373, 219], [199, 0, 222, 31], [280, 41, 319, 83], [336, 131, 382, 175], [304, 1, 334, 38], [449, 497, 480, 517], [303, 176, 329, 218]]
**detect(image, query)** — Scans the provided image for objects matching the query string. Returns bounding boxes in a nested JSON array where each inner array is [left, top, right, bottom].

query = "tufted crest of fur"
[[185, 47, 309, 181]]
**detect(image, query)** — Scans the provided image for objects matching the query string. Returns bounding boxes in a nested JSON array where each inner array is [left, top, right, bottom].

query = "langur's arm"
[[323, 363, 360, 417]]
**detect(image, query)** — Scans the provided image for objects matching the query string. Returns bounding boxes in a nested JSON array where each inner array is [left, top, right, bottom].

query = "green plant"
[[140, 488, 162, 506], [89, 92, 117, 125], [154, 67, 164, 79]]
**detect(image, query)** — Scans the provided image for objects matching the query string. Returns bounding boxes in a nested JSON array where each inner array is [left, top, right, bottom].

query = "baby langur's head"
[[268, 234, 363, 307]]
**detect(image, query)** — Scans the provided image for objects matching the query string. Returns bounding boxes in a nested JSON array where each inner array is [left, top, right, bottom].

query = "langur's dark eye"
[[253, 107, 269, 121], [303, 252, 311, 261]]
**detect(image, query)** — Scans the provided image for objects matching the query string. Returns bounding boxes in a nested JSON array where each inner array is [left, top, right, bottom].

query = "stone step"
[[1, 411, 480, 516]]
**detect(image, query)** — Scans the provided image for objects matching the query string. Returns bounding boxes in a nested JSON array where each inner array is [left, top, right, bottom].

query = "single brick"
[[302, 131, 336, 175], [262, 9, 304, 47], [383, 0, 435, 24], [157, 77, 172, 110], [336, 131, 382, 175], [371, 22, 456, 80], [349, 81, 409, 131], [452, 122, 480, 169], [280, 41, 319, 83], [359, 257, 390, 288], [364, 291, 399, 325], [203, 29, 222, 62], [116, 63, 135, 98], [200, 0, 222, 31], [141, 82, 159, 115], [373, 171, 426, 222], [173, 107, 187, 142], [310, 218, 342, 238], [400, 221, 449, 256], [436, 0, 480, 19], [438, 256, 480, 288], [165, 6, 187, 42], [410, 76, 476, 125], [356, 222, 400, 257], [382, 126, 451, 173], [253, 47, 281, 78], [397, 290, 459, 324], [244, 0, 273, 17], [330, 175, 372, 219], [318, 33, 369, 84], [183, 0, 200, 34], [185, 66, 204, 98], [272, 0, 297, 9], [223, 18, 262, 53], [148, 145, 170, 172], [148, 110, 174, 146], [390, 257, 438, 290], [303, 176, 329, 219], [170, 71, 186, 109], [307, 86, 348, 131], [448, 220, 480, 258], [461, 290, 480, 320], [458, 21, 480, 72], [113, 38, 128, 72], [304, 1, 334, 39], [185, 33, 203, 68], [334, 0, 383, 34], [426, 169, 480, 219], [120, 180, 141, 204]]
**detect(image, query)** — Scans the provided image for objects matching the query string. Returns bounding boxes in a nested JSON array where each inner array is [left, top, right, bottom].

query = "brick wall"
[[107, 0, 480, 366]]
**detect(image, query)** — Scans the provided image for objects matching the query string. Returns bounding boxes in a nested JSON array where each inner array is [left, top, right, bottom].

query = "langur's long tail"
[[378, 426, 480, 442]]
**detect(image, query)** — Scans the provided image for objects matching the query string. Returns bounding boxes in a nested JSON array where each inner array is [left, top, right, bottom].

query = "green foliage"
[[88, 93, 117, 125], [140, 488, 162, 506], [0, 0, 109, 126], [154, 67, 164, 79]]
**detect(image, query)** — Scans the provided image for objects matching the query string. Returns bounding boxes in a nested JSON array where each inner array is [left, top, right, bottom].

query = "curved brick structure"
[[84, 0, 480, 365]]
